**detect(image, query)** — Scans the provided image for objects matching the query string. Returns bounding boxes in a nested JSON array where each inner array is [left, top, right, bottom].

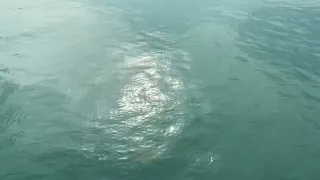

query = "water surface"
[[1, 0, 320, 179]]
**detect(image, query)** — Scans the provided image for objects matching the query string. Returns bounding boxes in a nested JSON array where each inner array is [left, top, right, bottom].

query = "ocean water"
[[1, 0, 320, 179]]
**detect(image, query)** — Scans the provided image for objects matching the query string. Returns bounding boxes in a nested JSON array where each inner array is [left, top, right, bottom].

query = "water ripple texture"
[[1, 0, 320, 179]]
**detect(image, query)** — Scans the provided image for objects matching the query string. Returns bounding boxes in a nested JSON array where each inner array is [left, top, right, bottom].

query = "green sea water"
[[1, 0, 320, 179]]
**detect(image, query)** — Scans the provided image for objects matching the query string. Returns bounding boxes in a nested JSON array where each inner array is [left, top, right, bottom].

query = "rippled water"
[[1, 0, 320, 179]]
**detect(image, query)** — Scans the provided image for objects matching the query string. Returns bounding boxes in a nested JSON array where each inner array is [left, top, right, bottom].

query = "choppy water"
[[1, 0, 320, 179]]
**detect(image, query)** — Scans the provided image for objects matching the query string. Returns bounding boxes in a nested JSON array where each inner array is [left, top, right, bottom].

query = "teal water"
[[1, 0, 320, 179]]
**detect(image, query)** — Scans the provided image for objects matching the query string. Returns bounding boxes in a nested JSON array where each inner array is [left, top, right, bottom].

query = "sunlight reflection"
[[113, 48, 188, 163]]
